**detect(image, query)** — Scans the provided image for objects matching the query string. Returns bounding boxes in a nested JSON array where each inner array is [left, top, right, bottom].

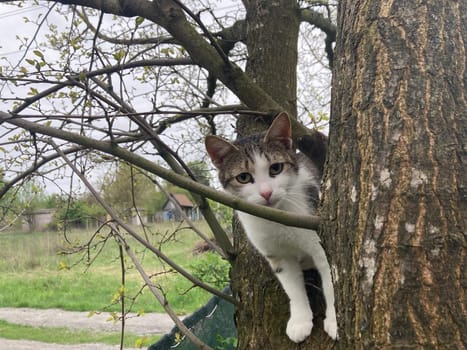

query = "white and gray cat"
[[205, 112, 338, 343]]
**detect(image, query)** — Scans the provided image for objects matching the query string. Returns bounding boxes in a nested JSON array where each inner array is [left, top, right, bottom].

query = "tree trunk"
[[322, 0, 466, 348], [231, 1, 334, 349], [236, 0, 300, 137]]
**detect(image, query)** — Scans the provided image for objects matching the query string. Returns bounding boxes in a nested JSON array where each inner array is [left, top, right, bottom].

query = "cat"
[[205, 112, 338, 343]]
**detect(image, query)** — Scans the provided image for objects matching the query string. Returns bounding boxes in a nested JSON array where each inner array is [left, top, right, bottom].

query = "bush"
[[190, 252, 230, 290], [54, 199, 105, 229]]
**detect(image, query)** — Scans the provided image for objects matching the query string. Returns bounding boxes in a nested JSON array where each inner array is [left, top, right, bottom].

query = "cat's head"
[[205, 112, 299, 207]]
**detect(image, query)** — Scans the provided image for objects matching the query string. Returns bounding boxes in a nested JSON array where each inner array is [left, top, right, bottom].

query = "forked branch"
[[0, 111, 322, 231], [50, 139, 239, 307]]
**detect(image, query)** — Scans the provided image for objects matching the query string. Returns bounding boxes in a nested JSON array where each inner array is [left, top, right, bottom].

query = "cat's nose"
[[260, 189, 272, 201]]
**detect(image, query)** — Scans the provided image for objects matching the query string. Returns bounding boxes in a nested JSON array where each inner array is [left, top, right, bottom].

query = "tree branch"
[[50, 0, 283, 113], [51, 140, 239, 308], [300, 8, 336, 67], [77, 8, 179, 46], [173, 0, 231, 65], [0, 144, 85, 200], [35, 0, 319, 137], [300, 8, 336, 37], [117, 233, 214, 350], [87, 74, 236, 256], [12, 57, 192, 114], [0, 111, 322, 231], [214, 19, 246, 45]]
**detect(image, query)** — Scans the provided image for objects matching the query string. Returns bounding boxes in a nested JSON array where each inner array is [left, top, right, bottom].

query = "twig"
[[77, 8, 178, 46], [11, 58, 192, 113], [117, 236, 126, 350], [153, 177, 227, 259], [0, 111, 321, 231], [0, 144, 84, 200], [49, 138, 240, 306], [172, 0, 231, 65], [83, 78, 236, 257], [115, 232, 214, 350], [0, 2, 56, 94]]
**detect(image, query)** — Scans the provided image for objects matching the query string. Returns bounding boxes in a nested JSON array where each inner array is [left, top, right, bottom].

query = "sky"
[[0, 1, 332, 197], [0, 3, 109, 194], [0, 2, 234, 195]]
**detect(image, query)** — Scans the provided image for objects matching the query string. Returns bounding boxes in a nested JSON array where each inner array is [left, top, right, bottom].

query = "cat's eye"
[[236, 172, 253, 184], [269, 163, 284, 176]]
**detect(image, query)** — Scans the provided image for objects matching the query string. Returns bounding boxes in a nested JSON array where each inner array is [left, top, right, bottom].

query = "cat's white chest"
[[237, 211, 320, 259]]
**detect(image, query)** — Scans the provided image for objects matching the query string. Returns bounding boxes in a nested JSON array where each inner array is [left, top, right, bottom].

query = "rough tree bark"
[[231, 1, 334, 349], [322, 0, 466, 349]]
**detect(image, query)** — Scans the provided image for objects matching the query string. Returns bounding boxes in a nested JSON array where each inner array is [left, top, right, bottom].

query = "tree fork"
[[232, 1, 335, 349]]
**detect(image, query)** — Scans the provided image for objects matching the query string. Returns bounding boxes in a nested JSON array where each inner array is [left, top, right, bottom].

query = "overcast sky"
[[0, 2, 331, 196], [0, 3, 64, 101]]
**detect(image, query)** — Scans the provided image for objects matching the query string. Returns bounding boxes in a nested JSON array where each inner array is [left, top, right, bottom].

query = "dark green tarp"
[[148, 286, 236, 350]]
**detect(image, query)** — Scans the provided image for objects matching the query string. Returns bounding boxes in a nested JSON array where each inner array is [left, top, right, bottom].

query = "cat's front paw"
[[286, 318, 313, 343], [323, 317, 338, 340]]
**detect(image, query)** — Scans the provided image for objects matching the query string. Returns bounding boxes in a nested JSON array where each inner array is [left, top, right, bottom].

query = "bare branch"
[[50, 139, 239, 308], [11, 105, 267, 124], [49, 0, 283, 113], [0, 144, 84, 200], [153, 177, 227, 259], [11, 57, 192, 114], [300, 8, 336, 67], [214, 19, 246, 45], [0, 111, 322, 231], [300, 8, 336, 37], [77, 8, 178, 46], [172, 0, 230, 65], [117, 233, 215, 350], [82, 74, 236, 257]]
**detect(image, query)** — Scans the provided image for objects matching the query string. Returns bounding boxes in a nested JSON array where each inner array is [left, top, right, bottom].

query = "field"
[[0, 221, 230, 347]]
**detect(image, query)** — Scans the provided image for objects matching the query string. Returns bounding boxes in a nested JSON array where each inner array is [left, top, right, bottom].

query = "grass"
[[0, 319, 160, 348], [0, 267, 213, 314], [0, 221, 231, 345], [0, 222, 226, 313]]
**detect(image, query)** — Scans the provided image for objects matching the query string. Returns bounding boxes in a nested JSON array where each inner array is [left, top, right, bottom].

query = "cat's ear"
[[264, 111, 292, 149], [205, 136, 239, 168]]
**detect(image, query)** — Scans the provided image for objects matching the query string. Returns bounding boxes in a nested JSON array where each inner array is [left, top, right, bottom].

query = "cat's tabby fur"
[[205, 112, 337, 343]]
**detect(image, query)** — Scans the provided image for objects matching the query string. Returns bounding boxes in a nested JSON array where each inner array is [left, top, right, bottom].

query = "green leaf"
[[79, 71, 87, 82], [134, 336, 149, 348], [113, 49, 126, 62], [28, 87, 39, 96], [33, 50, 44, 60], [58, 261, 70, 270], [135, 16, 144, 28]]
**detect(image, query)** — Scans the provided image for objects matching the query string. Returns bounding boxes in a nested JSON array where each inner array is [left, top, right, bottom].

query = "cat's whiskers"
[[278, 192, 312, 211]]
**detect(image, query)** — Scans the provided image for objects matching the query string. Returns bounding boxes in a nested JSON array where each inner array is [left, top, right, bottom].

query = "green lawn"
[[0, 222, 230, 345], [0, 319, 160, 348]]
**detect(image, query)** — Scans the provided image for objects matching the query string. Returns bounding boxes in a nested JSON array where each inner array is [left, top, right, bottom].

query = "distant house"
[[22, 209, 55, 232], [161, 193, 200, 221]]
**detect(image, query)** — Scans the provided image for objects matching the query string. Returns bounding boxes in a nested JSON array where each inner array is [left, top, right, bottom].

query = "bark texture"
[[322, 0, 466, 349], [231, 1, 334, 349], [237, 0, 300, 136]]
